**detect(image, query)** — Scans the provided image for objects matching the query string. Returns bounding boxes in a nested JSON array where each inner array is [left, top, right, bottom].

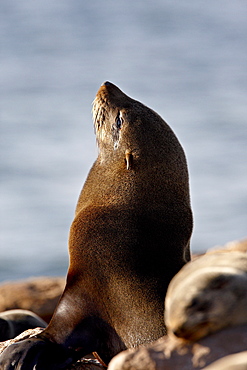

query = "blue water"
[[1, 0, 247, 282]]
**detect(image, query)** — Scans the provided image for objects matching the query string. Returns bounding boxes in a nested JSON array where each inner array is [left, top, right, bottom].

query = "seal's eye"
[[115, 113, 123, 129], [112, 112, 123, 149]]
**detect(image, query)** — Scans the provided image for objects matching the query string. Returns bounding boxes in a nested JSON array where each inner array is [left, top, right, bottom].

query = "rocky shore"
[[0, 276, 65, 323]]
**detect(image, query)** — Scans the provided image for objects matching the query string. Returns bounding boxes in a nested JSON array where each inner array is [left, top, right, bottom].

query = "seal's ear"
[[125, 150, 133, 170], [209, 274, 232, 289]]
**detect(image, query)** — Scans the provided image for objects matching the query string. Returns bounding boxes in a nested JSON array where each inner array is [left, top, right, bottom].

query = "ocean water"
[[1, 0, 246, 282]]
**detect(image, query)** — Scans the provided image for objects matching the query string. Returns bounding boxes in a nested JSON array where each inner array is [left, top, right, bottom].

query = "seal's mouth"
[[92, 90, 108, 134], [93, 82, 117, 131], [92, 85, 119, 151]]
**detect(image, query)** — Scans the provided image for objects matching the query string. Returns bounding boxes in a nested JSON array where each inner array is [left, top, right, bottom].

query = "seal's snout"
[[100, 81, 123, 97], [102, 81, 112, 86]]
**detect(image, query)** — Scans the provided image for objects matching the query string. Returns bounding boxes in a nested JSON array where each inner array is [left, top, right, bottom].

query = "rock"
[[0, 277, 65, 323], [108, 324, 247, 370], [71, 359, 106, 369], [0, 309, 47, 341], [202, 351, 247, 370]]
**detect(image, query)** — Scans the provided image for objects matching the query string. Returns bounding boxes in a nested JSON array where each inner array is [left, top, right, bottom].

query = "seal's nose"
[[103, 81, 112, 86], [98, 81, 124, 99]]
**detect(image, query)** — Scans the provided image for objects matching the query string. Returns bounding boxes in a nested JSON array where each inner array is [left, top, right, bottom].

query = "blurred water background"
[[1, 0, 246, 282]]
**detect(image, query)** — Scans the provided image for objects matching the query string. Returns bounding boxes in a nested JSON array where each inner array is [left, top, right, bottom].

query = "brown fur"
[[0, 82, 193, 369]]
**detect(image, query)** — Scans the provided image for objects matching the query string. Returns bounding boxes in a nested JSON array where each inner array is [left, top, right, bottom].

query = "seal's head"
[[93, 81, 184, 172], [165, 253, 247, 341]]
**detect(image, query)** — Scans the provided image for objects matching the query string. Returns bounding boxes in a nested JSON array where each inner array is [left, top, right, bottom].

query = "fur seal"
[[0, 82, 193, 369], [165, 252, 247, 341], [0, 310, 47, 342]]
